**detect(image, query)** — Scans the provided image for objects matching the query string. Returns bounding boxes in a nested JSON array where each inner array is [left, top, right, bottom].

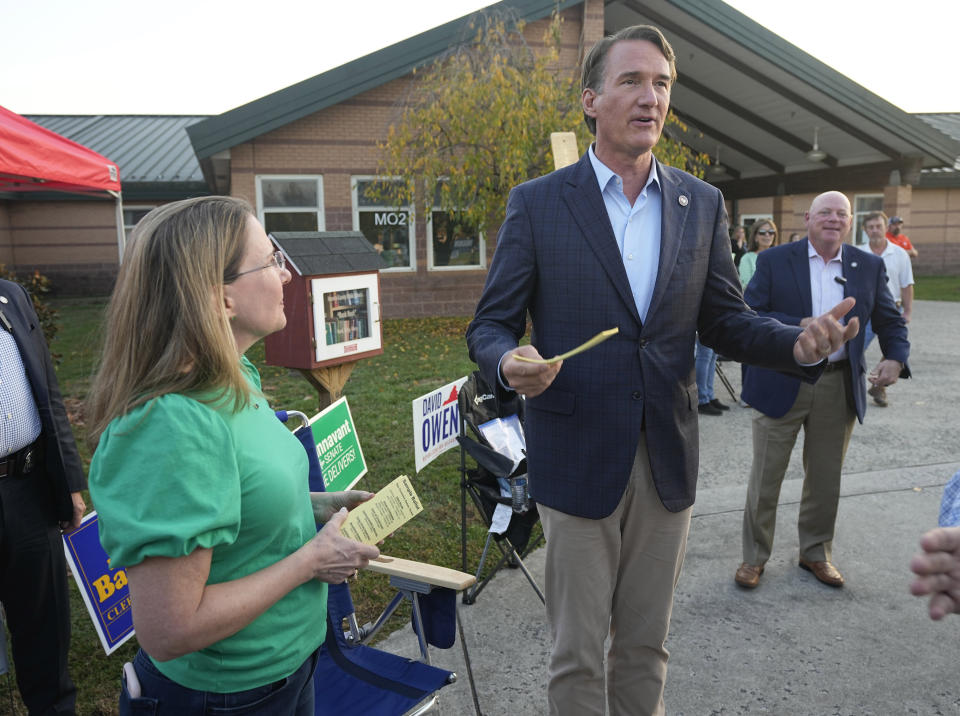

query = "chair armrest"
[[365, 555, 477, 591]]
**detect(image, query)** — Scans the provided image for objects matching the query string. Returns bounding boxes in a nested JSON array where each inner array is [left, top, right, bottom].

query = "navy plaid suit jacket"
[[467, 153, 808, 518], [742, 239, 910, 423]]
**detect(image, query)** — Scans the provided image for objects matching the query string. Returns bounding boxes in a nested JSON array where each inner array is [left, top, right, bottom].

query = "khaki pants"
[[538, 435, 692, 716], [741, 368, 856, 565]]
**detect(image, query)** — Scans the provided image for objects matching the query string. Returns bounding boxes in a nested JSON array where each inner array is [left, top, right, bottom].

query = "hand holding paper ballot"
[[310, 509, 380, 584], [502, 328, 619, 398], [340, 475, 424, 545], [307, 477, 422, 583]]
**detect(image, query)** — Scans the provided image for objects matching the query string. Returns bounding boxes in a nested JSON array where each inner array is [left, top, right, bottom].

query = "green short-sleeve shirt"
[[88, 357, 326, 692]]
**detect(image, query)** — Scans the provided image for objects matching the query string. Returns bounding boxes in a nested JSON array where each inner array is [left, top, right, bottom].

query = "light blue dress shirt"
[[588, 145, 662, 323], [497, 150, 664, 387]]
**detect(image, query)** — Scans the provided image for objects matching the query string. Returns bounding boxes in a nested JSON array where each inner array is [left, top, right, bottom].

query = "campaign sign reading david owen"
[[412, 376, 468, 472]]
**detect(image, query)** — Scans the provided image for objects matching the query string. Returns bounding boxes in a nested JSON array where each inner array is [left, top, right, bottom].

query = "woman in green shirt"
[[738, 219, 779, 290], [87, 196, 380, 714]]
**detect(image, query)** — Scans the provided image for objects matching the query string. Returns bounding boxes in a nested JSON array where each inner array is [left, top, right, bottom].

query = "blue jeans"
[[695, 338, 717, 405], [120, 647, 318, 715]]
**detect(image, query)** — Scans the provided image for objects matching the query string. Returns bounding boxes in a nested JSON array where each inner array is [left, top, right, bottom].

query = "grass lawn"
[[914, 275, 960, 301], [1, 298, 520, 714]]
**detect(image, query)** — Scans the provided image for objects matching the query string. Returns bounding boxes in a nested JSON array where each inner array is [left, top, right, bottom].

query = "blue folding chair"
[[277, 410, 481, 716]]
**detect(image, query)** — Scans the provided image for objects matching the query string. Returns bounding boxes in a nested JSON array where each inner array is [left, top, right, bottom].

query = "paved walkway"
[[382, 300, 960, 715]]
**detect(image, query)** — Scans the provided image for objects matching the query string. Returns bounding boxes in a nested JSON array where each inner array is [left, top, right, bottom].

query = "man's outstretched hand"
[[793, 297, 859, 364]]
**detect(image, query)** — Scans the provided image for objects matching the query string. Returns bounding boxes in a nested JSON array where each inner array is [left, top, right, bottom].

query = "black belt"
[[0, 439, 40, 479], [823, 359, 849, 373]]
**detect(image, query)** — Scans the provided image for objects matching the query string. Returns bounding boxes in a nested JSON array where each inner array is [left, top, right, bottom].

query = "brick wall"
[[909, 187, 960, 274], [3, 200, 119, 295]]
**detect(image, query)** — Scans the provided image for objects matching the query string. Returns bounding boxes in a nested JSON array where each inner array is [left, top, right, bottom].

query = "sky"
[[3, 0, 958, 116]]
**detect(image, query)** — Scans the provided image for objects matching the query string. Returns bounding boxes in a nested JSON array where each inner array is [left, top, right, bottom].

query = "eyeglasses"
[[224, 251, 285, 283], [756, 230, 777, 236]]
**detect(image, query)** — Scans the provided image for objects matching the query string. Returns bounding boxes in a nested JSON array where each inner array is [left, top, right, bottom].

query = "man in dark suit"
[[736, 191, 909, 590], [0, 278, 86, 715], [466, 26, 857, 716]]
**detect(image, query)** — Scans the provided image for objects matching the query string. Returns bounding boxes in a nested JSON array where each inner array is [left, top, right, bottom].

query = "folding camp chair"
[[714, 359, 738, 402], [277, 410, 482, 716], [456, 372, 545, 605]]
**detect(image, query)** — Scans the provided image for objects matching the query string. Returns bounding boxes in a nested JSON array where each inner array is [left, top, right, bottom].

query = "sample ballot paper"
[[340, 474, 424, 544]]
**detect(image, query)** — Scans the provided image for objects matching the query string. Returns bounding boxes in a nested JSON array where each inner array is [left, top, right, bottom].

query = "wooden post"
[[550, 132, 579, 170], [299, 363, 357, 411]]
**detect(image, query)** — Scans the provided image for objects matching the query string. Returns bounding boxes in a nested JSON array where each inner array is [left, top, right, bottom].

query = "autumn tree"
[[375, 10, 707, 234]]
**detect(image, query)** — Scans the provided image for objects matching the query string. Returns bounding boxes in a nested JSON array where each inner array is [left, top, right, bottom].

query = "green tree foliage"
[[0, 264, 60, 355], [376, 10, 708, 231]]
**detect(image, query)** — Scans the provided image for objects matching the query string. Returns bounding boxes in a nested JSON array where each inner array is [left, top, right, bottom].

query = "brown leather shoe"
[[734, 562, 764, 588], [799, 558, 844, 587]]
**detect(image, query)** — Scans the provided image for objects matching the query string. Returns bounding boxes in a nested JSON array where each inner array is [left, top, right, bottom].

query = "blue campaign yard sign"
[[62, 512, 135, 655]]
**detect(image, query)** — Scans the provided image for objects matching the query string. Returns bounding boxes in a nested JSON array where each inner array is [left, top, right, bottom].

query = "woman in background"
[[87, 196, 379, 714], [739, 219, 779, 290], [737, 219, 779, 407]]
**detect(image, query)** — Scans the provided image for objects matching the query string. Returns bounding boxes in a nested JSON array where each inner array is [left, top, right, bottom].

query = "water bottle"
[[509, 475, 529, 514]]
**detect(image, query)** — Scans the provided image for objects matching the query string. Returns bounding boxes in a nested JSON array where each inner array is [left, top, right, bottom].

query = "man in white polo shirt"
[[863, 210, 914, 406]]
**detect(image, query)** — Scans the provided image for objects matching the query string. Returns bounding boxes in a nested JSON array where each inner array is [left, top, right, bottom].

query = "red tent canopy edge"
[[0, 105, 121, 194]]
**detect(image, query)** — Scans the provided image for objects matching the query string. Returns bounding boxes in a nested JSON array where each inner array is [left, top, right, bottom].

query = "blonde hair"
[[87, 196, 254, 448]]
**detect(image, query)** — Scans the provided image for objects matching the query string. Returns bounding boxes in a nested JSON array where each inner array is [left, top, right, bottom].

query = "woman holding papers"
[[87, 196, 380, 714]]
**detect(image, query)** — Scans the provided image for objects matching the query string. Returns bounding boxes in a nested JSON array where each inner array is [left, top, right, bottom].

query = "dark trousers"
[[0, 470, 76, 715]]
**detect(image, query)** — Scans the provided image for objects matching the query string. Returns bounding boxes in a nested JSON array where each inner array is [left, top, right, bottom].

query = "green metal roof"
[[187, 0, 582, 159], [27, 115, 211, 200]]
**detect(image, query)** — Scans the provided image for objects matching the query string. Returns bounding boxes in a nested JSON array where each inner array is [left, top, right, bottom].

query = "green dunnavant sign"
[[309, 397, 367, 492]]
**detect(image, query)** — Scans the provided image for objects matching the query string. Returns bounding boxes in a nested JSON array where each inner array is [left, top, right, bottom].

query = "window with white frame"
[[427, 210, 484, 270], [853, 194, 884, 246], [351, 177, 415, 271], [256, 176, 324, 234], [123, 206, 154, 239]]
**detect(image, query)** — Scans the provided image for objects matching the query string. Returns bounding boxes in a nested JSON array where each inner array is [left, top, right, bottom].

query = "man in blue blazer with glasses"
[[467, 24, 859, 716]]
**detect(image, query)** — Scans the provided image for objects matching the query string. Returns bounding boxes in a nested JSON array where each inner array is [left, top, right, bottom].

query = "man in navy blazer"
[[736, 191, 909, 591], [0, 278, 86, 714], [467, 26, 858, 716]]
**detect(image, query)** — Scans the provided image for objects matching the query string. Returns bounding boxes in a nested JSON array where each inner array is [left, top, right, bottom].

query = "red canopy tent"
[[0, 104, 125, 260]]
